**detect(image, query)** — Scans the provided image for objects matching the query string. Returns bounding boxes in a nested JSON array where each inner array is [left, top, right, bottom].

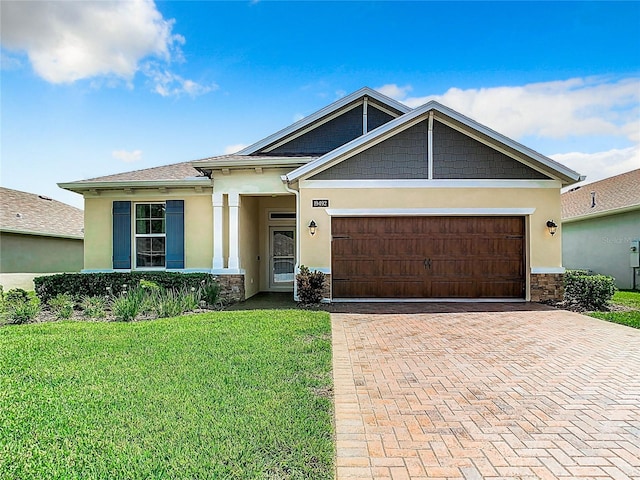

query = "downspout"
[[282, 174, 301, 301]]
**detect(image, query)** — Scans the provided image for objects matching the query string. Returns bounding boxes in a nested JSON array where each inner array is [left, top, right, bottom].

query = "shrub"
[[111, 287, 150, 322], [200, 280, 221, 308], [80, 296, 107, 319], [34, 272, 215, 304], [48, 293, 75, 320], [296, 266, 326, 305], [3, 290, 41, 324], [564, 270, 617, 311]]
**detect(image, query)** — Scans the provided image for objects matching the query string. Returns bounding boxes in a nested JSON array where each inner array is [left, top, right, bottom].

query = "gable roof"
[[237, 87, 410, 155], [59, 161, 211, 193], [562, 168, 640, 221], [283, 100, 583, 185], [0, 187, 84, 239]]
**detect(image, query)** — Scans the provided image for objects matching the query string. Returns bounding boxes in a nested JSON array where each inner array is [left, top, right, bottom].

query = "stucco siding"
[[433, 121, 550, 180], [0, 232, 83, 273], [298, 185, 562, 299], [310, 121, 429, 180], [239, 195, 260, 298], [563, 209, 640, 289]]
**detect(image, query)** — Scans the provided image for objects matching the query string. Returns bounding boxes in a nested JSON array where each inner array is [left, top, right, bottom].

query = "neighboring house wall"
[[563, 210, 640, 289], [0, 232, 83, 273]]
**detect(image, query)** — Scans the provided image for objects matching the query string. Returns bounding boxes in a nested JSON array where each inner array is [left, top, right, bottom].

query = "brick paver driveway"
[[331, 304, 640, 479]]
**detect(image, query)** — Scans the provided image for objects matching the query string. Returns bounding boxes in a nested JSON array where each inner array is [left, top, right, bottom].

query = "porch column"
[[212, 192, 224, 269], [228, 192, 240, 270]]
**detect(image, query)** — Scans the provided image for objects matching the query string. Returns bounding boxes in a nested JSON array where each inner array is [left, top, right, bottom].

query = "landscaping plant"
[[296, 265, 326, 305], [564, 270, 617, 310], [2, 289, 41, 325], [80, 296, 107, 319], [48, 293, 75, 320]]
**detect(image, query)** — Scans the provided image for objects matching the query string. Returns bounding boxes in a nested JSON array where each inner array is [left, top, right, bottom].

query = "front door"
[[270, 227, 295, 290]]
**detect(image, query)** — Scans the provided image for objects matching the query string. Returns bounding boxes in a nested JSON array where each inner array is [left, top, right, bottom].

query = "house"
[[59, 87, 583, 303], [0, 187, 84, 290], [562, 169, 640, 290]]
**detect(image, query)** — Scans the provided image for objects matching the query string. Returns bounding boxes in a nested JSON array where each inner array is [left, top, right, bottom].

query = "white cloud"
[[376, 77, 640, 143], [0, 0, 213, 96], [551, 146, 639, 187], [223, 144, 248, 155], [112, 149, 143, 163]]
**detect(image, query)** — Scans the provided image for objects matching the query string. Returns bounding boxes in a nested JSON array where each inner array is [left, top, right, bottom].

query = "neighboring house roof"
[[284, 100, 583, 185], [0, 187, 84, 239], [237, 87, 410, 155], [562, 168, 640, 221], [59, 161, 211, 192]]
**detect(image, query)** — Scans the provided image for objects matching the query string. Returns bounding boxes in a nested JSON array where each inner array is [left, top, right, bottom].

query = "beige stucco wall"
[[297, 185, 562, 273], [239, 196, 260, 298], [83, 190, 213, 270]]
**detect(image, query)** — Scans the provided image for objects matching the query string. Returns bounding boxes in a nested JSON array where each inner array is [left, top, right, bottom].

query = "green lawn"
[[0, 311, 334, 479], [588, 290, 640, 329]]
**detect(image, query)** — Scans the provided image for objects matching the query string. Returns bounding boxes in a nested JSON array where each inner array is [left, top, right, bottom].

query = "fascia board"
[[431, 102, 583, 184], [0, 228, 83, 240], [285, 100, 584, 185], [192, 157, 313, 169], [238, 87, 411, 155], [562, 203, 640, 223], [58, 178, 212, 192]]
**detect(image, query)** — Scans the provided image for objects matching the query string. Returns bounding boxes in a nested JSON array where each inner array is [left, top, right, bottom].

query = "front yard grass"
[[588, 290, 640, 329], [0, 310, 334, 479]]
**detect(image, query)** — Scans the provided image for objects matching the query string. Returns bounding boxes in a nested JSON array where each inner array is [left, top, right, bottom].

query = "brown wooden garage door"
[[331, 216, 525, 299]]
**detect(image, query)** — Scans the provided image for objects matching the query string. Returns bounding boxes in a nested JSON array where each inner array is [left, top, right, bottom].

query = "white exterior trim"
[[428, 111, 434, 180], [531, 267, 566, 274], [325, 208, 536, 217], [284, 100, 583, 185], [227, 192, 240, 270], [212, 192, 224, 269], [238, 87, 409, 155], [301, 179, 562, 189]]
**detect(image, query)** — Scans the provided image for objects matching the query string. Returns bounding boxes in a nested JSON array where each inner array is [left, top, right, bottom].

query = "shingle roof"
[[0, 187, 84, 238], [79, 161, 202, 183], [561, 169, 640, 220]]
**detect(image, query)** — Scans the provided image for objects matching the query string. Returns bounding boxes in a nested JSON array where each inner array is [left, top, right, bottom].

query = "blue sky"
[[1, 1, 639, 209]]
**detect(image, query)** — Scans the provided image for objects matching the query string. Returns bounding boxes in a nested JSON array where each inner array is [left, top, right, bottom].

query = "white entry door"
[[270, 227, 295, 289]]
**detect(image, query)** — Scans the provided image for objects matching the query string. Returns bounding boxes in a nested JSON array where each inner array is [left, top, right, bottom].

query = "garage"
[[331, 216, 525, 299]]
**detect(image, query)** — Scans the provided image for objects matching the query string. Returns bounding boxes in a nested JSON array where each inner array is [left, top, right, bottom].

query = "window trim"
[[133, 201, 167, 270]]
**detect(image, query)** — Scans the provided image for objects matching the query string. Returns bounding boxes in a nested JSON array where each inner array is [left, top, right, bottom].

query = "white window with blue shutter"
[[112, 200, 184, 270]]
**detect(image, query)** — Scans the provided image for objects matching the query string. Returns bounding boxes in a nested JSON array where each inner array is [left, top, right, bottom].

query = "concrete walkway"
[[332, 305, 640, 479]]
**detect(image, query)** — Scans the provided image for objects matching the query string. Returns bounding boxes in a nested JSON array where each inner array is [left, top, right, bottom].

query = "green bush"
[[296, 266, 326, 305], [48, 293, 75, 319], [34, 272, 215, 304], [564, 270, 617, 311], [152, 289, 184, 318], [3, 290, 41, 324], [80, 296, 107, 319]]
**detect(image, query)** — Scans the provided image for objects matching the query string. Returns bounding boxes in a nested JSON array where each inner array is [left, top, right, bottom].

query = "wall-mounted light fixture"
[[308, 220, 317, 236], [546, 220, 558, 236]]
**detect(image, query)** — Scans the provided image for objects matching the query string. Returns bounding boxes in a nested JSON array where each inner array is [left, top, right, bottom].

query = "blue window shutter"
[[166, 200, 184, 269], [112, 201, 131, 269]]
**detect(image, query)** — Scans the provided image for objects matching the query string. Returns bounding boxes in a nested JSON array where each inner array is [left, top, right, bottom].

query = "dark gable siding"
[[266, 105, 364, 156], [367, 105, 394, 132], [433, 121, 550, 180], [311, 121, 429, 180]]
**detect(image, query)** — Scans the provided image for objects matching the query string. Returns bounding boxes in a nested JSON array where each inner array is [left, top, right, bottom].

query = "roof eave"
[[192, 156, 314, 170], [238, 87, 411, 156], [58, 178, 212, 193], [0, 227, 83, 240], [562, 203, 640, 223], [285, 101, 584, 184]]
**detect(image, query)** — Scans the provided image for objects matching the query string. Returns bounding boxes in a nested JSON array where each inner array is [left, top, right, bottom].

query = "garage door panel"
[[332, 216, 525, 299]]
